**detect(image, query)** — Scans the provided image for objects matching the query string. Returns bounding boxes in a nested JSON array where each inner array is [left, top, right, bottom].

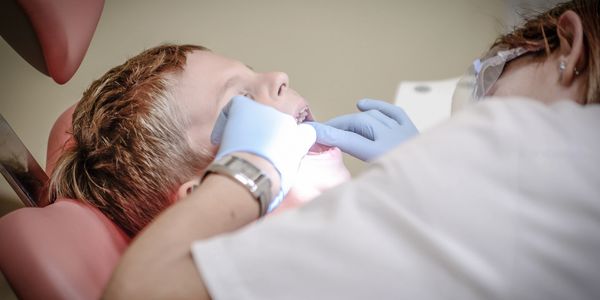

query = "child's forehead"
[[185, 50, 246, 72], [180, 51, 255, 91]]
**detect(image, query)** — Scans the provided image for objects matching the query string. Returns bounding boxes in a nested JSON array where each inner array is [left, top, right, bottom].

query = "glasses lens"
[[474, 60, 504, 101], [452, 47, 528, 114], [451, 64, 477, 113]]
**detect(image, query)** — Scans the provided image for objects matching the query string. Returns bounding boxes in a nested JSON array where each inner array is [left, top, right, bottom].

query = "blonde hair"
[[492, 0, 600, 104], [49, 44, 213, 237]]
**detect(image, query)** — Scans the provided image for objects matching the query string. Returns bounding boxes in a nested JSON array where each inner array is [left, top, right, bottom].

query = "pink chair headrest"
[[1, 0, 104, 84], [0, 198, 129, 299]]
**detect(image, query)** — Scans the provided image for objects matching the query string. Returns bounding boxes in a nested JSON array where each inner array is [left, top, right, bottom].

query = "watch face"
[[207, 155, 272, 216]]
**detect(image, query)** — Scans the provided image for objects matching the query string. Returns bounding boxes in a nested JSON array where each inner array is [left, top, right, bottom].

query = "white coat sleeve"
[[191, 98, 600, 300]]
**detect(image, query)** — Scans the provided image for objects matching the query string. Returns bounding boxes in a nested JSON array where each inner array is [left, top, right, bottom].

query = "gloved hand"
[[308, 99, 418, 161], [211, 96, 316, 212]]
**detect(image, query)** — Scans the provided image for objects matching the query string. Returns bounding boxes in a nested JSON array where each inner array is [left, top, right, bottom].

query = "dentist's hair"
[[491, 0, 599, 103], [49, 44, 213, 237]]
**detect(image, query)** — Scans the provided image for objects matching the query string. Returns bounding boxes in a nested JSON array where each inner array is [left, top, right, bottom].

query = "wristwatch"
[[201, 154, 273, 216]]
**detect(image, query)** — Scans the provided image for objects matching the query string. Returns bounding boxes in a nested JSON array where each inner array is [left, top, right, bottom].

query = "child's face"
[[173, 50, 313, 155], [173, 50, 350, 208]]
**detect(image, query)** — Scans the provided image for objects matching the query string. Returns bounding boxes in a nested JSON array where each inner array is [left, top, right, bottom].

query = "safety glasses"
[[451, 47, 529, 113]]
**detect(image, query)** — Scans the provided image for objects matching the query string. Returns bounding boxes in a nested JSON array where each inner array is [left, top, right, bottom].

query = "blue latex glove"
[[211, 96, 316, 212], [308, 99, 418, 161]]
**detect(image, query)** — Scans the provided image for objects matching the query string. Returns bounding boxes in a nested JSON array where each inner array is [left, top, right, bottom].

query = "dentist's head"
[[485, 0, 599, 105]]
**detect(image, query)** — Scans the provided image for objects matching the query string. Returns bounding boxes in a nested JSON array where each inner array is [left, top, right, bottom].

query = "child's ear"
[[176, 177, 201, 201]]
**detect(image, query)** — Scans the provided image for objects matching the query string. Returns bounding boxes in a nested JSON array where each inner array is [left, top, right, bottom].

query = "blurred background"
[[0, 0, 561, 297]]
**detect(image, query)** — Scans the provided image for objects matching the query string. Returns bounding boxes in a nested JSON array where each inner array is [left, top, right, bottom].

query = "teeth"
[[296, 107, 309, 124]]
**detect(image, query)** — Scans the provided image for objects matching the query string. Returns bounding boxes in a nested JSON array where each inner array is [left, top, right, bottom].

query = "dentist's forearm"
[[103, 159, 273, 299]]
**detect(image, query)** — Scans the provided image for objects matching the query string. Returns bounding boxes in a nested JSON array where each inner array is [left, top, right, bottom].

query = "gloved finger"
[[360, 99, 418, 133], [322, 112, 362, 130], [308, 122, 374, 160], [323, 113, 385, 141], [209, 99, 235, 145], [292, 123, 317, 156], [357, 99, 411, 125], [364, 109, 397, 128], [278, 124, 317, 196]]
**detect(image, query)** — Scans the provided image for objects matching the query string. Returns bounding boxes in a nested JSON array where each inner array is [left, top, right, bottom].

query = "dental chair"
[[0, 1, 131, 299], [0, 200, 129, 299]]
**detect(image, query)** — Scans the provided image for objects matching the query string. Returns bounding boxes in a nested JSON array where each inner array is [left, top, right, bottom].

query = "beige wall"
[[1, 0, 508, 296]]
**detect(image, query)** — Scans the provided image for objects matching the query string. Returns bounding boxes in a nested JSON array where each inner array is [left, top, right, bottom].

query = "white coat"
[[192, 97, 600, 300]]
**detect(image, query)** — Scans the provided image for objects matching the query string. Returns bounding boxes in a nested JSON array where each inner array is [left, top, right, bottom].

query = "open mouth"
[[308, 143, 334, 155]]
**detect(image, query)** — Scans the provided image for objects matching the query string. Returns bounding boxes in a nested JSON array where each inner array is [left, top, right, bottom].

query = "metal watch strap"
[[201, 154, 272, 216]]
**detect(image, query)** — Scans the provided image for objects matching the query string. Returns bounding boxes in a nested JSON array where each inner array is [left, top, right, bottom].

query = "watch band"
[[201, 154, 273, 216]]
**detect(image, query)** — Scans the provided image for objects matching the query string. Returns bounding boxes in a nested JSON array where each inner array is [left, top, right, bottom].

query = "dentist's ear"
[[556, 10, 586, 86], [176, 177, 201, 200]]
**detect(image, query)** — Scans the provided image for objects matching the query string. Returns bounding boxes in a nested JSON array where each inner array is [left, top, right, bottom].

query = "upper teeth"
[[296, 107, 309, 124]]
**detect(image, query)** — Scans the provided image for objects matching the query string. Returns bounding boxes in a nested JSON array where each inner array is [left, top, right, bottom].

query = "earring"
[[558, 60, 566, 81], [574, 68, 581, 76]]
